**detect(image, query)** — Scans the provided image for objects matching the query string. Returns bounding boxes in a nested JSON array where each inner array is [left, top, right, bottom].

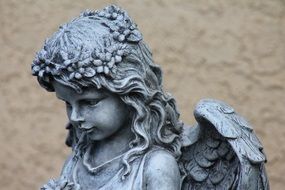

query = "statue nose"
[[70, 107, 84, 123]]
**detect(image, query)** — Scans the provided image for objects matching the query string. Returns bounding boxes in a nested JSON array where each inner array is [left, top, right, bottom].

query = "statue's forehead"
[[52, 80, 106, 101]]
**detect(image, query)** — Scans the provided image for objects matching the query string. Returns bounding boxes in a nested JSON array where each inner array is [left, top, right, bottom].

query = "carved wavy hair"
[[32, 10, 183, 177]]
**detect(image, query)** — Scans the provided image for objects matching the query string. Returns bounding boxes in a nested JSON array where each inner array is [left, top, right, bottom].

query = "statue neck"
[[86, 123, 133, 168]]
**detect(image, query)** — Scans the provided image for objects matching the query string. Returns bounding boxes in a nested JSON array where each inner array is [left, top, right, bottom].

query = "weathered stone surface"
[[0, 0, 284, 189]]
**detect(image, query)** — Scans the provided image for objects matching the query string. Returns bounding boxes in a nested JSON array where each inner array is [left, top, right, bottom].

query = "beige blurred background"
[[0, 0, 284, 189]]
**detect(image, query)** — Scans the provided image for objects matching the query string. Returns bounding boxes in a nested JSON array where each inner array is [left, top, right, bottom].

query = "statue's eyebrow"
[[79, 88, 108, 98], [78, 91, 108, 100], [55, 89, 108, 103]]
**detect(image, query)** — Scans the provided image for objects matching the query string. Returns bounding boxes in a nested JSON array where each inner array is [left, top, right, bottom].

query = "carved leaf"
[[188, 164, 208, 182], [195, 151, 214, 168], [127, 30, 142, 42], [203, 147, 219, 161], [205, 137, 220, 148], [209, 170, 225, 184], [217, 142, 230, 157]]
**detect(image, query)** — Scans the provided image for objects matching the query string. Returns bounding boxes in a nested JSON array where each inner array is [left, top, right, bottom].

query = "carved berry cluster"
[[32, 42, 129, 80], [83, 5, 143, 43]]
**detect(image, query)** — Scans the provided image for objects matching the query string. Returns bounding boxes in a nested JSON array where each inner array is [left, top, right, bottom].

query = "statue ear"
[[65, 122, 74, 148]]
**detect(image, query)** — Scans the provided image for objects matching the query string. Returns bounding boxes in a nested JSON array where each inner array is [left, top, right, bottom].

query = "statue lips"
[[86, 127, 96, 134], [78, 125, 97, 134]]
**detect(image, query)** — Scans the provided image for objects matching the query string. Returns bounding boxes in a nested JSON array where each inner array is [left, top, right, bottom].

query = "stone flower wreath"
[[41, 177, 80, 190], [32, 5, 142, 81]]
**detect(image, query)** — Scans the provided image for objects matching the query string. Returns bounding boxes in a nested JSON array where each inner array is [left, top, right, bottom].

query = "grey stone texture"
[[0, 0, 284, 189]]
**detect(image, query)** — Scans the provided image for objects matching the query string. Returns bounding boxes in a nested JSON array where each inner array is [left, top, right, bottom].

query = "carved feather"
[[180, 99, 269, 190]]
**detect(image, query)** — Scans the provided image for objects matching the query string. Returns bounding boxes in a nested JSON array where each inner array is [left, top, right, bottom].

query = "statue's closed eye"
[[63, 98, 105, 109], [80, 99, 104, 107]]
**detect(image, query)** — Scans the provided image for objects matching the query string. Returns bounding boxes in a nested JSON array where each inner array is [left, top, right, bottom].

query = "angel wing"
[[180, 99, 269, 190]]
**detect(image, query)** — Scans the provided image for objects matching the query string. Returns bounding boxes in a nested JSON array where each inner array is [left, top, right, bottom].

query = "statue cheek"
[[87, 113, 108, 128]]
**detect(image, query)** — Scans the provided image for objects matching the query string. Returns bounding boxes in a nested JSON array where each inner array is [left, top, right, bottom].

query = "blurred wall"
[[0, 0, 284, 189]]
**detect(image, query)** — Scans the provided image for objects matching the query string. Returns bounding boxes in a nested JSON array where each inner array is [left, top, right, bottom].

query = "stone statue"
[[31, 5, 269, 190]]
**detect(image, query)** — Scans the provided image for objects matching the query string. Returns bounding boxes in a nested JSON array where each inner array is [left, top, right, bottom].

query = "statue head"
[[32, 5, 183, 176]]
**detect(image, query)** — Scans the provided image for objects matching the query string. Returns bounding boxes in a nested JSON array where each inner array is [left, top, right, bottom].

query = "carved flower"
[[87, 5, 143, 43], [96, 5, 125, 21], [90, 42, 128, 76], [41, 177, 80, 190], [68, 66, 96, 80], [80, 9, 96, 17], [32, 50, 60, 78]]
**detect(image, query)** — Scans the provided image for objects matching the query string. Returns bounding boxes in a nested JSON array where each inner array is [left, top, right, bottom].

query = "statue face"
[[52, 80, 130, 141]]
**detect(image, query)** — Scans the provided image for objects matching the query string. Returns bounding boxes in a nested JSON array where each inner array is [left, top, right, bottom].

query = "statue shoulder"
[[144, 148, 181, 190]]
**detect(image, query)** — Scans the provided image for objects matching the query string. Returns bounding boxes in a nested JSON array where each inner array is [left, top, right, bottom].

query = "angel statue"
[[31, 5, 269, 190]]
